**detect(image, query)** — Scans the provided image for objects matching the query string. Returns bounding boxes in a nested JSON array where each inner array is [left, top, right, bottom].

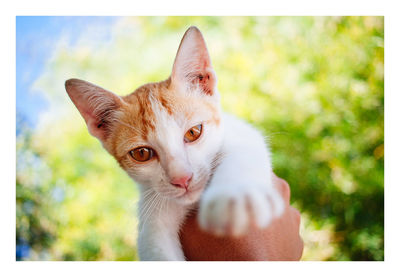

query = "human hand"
[[179, 173, 303, 261]]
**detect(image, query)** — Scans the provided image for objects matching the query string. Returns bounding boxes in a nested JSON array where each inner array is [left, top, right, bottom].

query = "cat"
[[65, 26, 284, 261]]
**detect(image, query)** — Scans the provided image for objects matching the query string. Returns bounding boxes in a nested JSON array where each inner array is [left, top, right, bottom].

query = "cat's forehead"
[[121, 79, 184, 138], [117, 78, 217, 141]]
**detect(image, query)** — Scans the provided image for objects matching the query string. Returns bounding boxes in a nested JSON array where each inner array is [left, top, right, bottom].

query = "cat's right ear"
[[65, 78, 122, 141], [171, 26, 217, 96]]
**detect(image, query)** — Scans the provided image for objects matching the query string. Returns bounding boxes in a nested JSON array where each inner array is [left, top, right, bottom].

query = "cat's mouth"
[[183, 185, 203, 196], [175, 185, 205, 204], [175, 175, 209, 203]]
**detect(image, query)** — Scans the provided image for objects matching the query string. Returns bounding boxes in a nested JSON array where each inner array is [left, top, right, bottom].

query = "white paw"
[[198, 182, 284, 236]]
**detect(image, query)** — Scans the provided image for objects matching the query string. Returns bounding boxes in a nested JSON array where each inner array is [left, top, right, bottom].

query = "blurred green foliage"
[[16, 16, 383, 260]]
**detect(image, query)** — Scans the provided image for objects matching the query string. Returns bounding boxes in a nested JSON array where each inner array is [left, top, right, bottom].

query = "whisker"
[[138, 193, 158, 227], [156, 196, 165, 217], [134, 189, 155, 206], [140, 192, 160, 232]]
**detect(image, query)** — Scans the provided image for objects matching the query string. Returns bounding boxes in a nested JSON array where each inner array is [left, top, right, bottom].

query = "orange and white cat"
[[65, 26, 284, 260]]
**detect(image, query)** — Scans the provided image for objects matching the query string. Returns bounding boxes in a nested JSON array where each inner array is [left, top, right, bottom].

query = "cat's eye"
[[129, 147, 155, 162], [184, 124, 202, 143]]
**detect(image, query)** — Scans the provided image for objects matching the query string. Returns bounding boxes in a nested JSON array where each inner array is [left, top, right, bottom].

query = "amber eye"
[[184, 124, 202, 143], [129, 147, 155, 162]]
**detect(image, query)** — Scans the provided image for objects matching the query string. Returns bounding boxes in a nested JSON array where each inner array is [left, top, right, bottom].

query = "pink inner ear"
[[195, 71, 214, 95], [172, 27, 217, 96], [65, 79, 122, 142], [86, 117, 105, 139]]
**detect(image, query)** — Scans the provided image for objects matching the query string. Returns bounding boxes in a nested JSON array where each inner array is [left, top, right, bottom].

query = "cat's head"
[[65, 26, 224, 205]]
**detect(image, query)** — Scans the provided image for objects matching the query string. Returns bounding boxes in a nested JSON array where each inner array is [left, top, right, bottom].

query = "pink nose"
[[170, 173, 193, 190]]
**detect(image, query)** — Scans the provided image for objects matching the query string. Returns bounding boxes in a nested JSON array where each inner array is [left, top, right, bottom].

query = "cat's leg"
[[199, 152, 284, 236], [137, 193, 187, 261], [198, 117, 285, 236]]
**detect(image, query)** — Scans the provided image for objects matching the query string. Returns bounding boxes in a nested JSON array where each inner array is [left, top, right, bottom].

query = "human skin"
[[179, 173, 303, 261]]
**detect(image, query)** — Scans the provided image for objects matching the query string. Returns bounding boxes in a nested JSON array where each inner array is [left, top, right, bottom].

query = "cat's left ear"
[[171, 26, 217, 96], [65, 78, 123, 142]]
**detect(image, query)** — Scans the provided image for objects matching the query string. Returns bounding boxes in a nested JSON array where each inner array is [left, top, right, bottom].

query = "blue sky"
[[16, 16, 118, 127]]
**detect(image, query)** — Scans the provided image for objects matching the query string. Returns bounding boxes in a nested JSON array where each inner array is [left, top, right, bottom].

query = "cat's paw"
[[198, 182, 284, 236]]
